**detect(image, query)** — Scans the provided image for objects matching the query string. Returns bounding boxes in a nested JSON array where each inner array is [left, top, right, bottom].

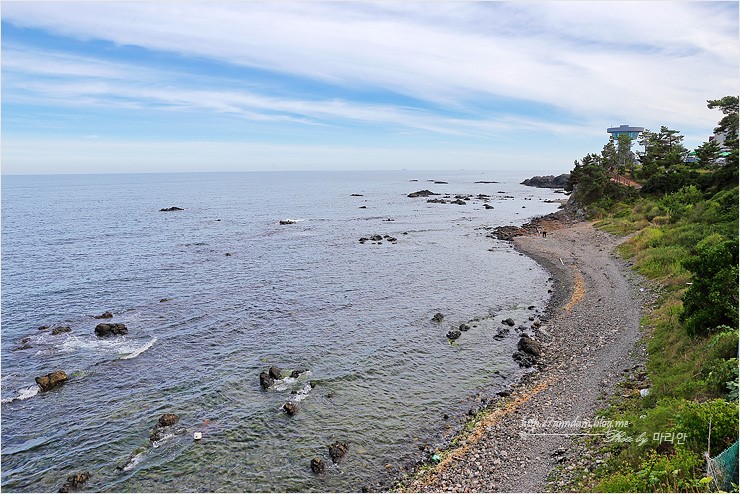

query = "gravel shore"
[[403, 220, 649, 493]]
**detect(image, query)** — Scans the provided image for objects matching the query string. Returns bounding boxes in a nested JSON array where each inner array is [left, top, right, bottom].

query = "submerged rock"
[[484, 204, 494, 209], [283, 402, 298, 415], [450, 199, 466, 205], [35, 370, 68, 391], [160, 206, 184, 212], [459, 324, 470, 331], [328, 441, 349, 463], [259, 371, 274, 390], [93, 311, 113, 319], [431, 312, 445, 323], [51, 326, 72, 335], [38, 325, 50, 330], [426, 198, 448, 204], [311, 457, 325, 474], [279, 219, 296, 225], [58, 471, 90, 493], [290, 369, 309, 378], [502, 318, 515, 327], [94, 323, 128, 337]]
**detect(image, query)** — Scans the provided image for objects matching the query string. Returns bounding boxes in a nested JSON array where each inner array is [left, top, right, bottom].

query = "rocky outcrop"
[[484, 204, 494, 209], [446, 329, 462, 341], [150, 413, 180, 442], [432, 312, 444, 323], [520, 174, 570, 188], [158, 413, 180, 427], [259, 372, 273, 390], [427, 198, 448, 204], [518, 336, 543, 357], [328, 441, 349, 463], [502, 318, 515, 327], [311, 457, 325, 474], [51, 326, 72, 335], [93, 311, 113, 319], [407, 190, 438, 198], [269, 366, 282, 380], [279, 219, 296, 225], [58, 472, 90, 493], [36, 370, 68, 391], [94, 323, 128, 337], [160, 206, 184, 211], [283, 402, 298, 415]]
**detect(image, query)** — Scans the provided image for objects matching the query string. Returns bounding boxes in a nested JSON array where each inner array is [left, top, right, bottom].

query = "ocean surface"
[[1, 170, 562, 492]]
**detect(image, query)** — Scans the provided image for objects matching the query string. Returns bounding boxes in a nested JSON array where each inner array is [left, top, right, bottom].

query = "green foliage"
[[673, 399, 739, 456], [680, 234, 739, 337], [694, 140, 721, 168], [701, 358, 739, 398], [594, 449, 705, 492]]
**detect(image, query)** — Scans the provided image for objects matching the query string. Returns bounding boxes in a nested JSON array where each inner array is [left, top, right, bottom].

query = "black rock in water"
[[328, 441, 349, 463], [269, 366, 282, 380], [520, 174, 570, 188], [93, 311, 113, 319], [259, 371, 274, 390], [94, 323, 128, 337], [311, 457, 325, 474], [432, 312, 444, 323], [158, 413, 180, 427], [446, 329, 462, 340], [51, 326, 72, 335], [407, 190, 439, 198], [283, 402, 298, 415], [160, 206, 184, 211]]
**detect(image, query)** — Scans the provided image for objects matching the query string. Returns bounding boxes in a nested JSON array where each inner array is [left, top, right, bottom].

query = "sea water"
[[1, 170, 562, 492]]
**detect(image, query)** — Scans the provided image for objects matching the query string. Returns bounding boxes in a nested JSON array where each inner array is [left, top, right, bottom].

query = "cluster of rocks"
[[150, 413, 180, 443], [259, 365, 312, 416], [486, 211, 566, 241], [359, 234, 397, 244], [93, 311, 113, 319], [94, 323, 128, 337], [520, 174, 570, 188], [309, 440, 349, 475], [279, 219, 297, 225], [159, 206, 184, 212], [58, 471, 90, 493]]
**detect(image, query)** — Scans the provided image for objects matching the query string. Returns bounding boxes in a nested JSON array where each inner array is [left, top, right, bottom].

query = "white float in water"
[[193, 432, 203, 440]]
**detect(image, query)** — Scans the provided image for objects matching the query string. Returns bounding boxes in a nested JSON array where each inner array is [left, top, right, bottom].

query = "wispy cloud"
[[1, 1, 737, 172]]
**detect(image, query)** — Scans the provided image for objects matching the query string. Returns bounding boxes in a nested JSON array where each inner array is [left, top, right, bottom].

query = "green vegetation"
[[565, 97, 739, 492]]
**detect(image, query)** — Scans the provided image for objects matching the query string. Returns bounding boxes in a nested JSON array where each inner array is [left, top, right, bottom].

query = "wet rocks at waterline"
[[35, 370, 68, 391]]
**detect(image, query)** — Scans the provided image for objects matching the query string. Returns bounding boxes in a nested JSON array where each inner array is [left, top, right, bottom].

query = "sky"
[[1, 1, 738, 174]]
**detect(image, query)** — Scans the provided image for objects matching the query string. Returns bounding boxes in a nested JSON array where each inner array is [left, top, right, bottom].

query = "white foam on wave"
[[119, 337, 157, 360], [292, 383, 313, 403], [1, 385, 40, 404]]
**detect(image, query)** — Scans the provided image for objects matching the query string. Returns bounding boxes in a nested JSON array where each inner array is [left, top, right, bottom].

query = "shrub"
[[672, 399, 739, 456], [681, 235, 739, 336]]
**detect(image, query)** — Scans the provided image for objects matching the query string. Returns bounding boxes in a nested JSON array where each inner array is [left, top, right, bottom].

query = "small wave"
[[151, 432, 176, 449], [119, 338, 157, 360], [118, 450, 146, 472], [1, 385, 40, 404]]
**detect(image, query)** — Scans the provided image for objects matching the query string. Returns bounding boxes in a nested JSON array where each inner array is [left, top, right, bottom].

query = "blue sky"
[[2, 1, 738, 174]]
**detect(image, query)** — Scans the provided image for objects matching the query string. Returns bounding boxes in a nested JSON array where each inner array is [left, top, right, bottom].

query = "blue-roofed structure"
[[607, 124, 644, 140]]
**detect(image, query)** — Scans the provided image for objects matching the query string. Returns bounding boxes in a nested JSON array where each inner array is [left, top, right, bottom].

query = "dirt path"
[[406, 222, 647, 492]]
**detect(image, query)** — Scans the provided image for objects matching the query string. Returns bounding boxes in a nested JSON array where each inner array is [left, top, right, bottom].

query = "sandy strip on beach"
[[405, 220, 649, 493]]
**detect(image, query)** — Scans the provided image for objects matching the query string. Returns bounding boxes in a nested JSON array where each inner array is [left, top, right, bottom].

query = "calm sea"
[[1, 170, 561, 492]]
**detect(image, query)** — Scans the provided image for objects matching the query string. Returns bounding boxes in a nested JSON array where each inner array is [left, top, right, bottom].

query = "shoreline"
[[395, 213, 649, 492]]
